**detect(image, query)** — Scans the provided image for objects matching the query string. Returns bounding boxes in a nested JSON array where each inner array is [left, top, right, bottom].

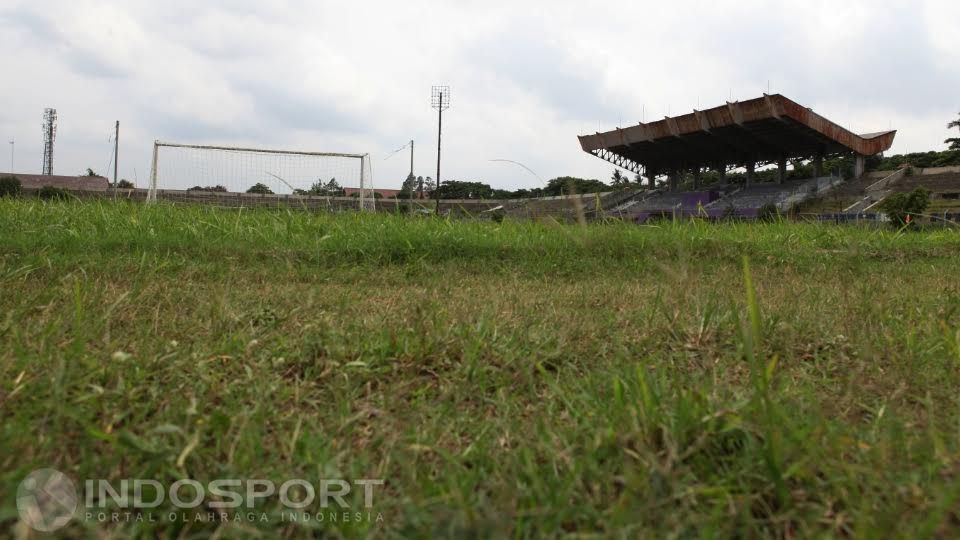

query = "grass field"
[[2, 199, 960, 538]]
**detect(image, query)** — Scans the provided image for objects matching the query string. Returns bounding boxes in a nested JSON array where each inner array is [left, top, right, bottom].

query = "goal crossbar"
[[153, 141, 365, 159]]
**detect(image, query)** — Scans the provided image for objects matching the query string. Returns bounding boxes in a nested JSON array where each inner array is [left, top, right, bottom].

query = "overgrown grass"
[[2, 199, 960, 538]]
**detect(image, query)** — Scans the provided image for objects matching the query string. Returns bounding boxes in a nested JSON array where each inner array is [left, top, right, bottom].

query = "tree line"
[[160, 113, 960, 199]]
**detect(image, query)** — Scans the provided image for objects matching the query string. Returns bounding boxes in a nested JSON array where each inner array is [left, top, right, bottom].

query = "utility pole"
[[431, 86, 450, 215], [8, 139, 12, 173], [409, 139, 421, 200], [113, 121, 119, 186], [385, 139, 417, 198]]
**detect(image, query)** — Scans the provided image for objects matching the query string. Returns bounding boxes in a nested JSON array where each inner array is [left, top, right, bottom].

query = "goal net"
[[147, 141, 375, 210]]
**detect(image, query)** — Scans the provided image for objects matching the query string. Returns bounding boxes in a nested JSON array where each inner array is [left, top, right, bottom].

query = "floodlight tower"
[[42, 108, 57, 175], [431, 85, 450, 214]]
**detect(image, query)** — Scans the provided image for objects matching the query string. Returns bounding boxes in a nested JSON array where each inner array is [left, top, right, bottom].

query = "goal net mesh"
[[148, 143, 375, 209]]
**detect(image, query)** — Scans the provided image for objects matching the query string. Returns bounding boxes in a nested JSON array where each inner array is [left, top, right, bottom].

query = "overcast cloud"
[[1, 0, 958, 190]]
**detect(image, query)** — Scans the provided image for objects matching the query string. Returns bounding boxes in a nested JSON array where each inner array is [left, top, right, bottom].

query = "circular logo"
[[17, 469, 78, 532]]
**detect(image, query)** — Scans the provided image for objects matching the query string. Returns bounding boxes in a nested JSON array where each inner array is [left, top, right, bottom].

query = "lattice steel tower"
[[42, 108, 57, 175]]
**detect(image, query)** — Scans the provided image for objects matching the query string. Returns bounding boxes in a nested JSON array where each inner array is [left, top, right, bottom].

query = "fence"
[[16, 187, 604, 219]]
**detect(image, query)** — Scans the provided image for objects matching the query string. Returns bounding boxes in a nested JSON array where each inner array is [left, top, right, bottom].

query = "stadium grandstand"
[[798, 165, 960, 217], [579, 94, 898, 222]]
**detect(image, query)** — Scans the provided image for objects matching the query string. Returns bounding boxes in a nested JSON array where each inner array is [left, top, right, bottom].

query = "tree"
[[85, 168, 99, 177], [872, 150, 960, 171], [542, 177, 609, 196], [188, 185, 227, 192], [433, 180, 496, 199], [610, 169, 630, 188], [302, 180, 320, 195], [422, 177, 436, 193], [325, 178, 345, 196], [116, 179, 135, 189], [878, 188, 930, 227], [397, 173, 419, 199], [947, 112, 960, 150], [246, 183, 274, 195], [303, 178, 345, 196]]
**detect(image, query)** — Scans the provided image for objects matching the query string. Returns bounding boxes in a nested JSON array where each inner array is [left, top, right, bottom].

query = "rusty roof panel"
[[579, 94, 896, 172]]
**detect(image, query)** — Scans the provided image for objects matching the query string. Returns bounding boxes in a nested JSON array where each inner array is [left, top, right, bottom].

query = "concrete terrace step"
[[897, 173, 960, 192]]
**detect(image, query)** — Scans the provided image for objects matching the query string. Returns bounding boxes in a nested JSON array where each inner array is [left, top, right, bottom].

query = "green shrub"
[[0, 176, 21, 198], [37, 186, 70, 200], [641, 212, 665, 224], [188, 185, 227, 192], [116, 179, 135, 189], [878, 188, 930, 227], [757, 203, 780, 222], [485, 208, 506, 223]]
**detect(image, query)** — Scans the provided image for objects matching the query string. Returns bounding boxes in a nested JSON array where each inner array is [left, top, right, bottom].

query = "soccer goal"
[[147, 141, 375, 210]]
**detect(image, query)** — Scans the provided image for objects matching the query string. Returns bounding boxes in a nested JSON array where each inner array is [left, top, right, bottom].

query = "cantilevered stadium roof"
[[578, 94, 896, 174]]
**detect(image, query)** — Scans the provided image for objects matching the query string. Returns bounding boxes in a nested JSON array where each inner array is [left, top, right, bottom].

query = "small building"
[[0, 173, 111, 191]]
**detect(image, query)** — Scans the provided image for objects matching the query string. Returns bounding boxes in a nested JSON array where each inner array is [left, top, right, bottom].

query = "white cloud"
[[0, 0, 957, 189]]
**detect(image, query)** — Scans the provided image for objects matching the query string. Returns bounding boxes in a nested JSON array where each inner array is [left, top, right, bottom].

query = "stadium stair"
[[606, 188, 661, 214]]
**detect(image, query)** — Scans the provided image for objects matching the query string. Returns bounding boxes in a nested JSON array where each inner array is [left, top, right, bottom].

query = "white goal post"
[[147, 141, 375, 211]]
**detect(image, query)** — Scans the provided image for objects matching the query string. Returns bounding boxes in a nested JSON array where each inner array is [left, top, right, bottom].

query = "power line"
[[383, 141, 411, 160], [103, 135, 116, 178], [489, 159, 546, 186]]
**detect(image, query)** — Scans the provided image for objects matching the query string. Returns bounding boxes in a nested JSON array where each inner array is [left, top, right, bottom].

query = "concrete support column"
[[745, 162, 756, 187], [854, 154, 866, 179], [692, 167, 701, 189], [669, 171, 679, 192], [814, 153, 824, 179], [646, 167, 659, 189], [717, 164, 727, 183], [777, 155, 787, 184]]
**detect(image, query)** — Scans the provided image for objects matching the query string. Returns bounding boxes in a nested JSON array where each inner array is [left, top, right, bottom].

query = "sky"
[[1, 0, 958, 191]]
